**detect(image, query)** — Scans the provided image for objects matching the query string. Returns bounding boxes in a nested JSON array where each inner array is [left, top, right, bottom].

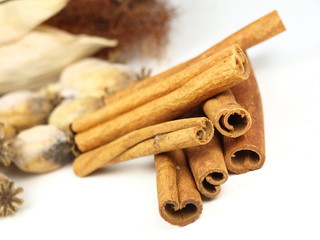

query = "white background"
[[1, 0, 320, 239]]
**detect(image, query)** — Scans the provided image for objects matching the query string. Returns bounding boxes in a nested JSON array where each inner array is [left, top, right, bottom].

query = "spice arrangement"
[[0, 0, 286, 227], [71, 10, 285, 226]]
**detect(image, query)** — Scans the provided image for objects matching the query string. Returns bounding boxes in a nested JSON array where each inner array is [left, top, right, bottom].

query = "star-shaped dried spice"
[[0, 123, 16, 167], [0, 180, 24, 217]]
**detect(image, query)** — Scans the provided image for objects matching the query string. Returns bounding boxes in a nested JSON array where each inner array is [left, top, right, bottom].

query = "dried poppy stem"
[[73, 118, 213, 177], [203, 89, 252, 138], [0, 172, 23, 217], [223, 61, 265, 174], [184, 133, 227, 198], [74, 51, 249, 152], [154, 150, 203, 226], [105, 10, 285, 104], [72, 45, 242, 133]]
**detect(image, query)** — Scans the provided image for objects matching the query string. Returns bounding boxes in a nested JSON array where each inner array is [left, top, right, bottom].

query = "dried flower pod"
[[49, 97, 104, 136], [0, 0, 68, 45], [1, 122, 16, 138], [37, 82, 64, 107], [0, 172, 23, 217], [0, 25, 118, 94], [0, 91, 53, 131], [12, 125, 74, 173], [0, 123, 16, 167], [59, 58, 135, 98]]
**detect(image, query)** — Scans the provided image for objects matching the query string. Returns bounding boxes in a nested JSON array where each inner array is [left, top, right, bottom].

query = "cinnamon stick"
[[74, 51, 250, 152], [73, 118, 214, 177], [154, 150, 203, 226], [203, 89, 252, 138], [223, 62, 265, 174], [184, 133, 227, 198], [72, 45, 242, 133], [104, 10, 285, 104]]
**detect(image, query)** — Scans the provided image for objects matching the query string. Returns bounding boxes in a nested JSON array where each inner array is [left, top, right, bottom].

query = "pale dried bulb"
[[49, 97, 104, 136], [0, 25, 117, 94], [37, 82, 64, 107], [12, 125, 74, 173], [0, 0, 69, 45], [2, 123, 16, 138], [0, 90, 53, 131], [59, 58, 136, 99]]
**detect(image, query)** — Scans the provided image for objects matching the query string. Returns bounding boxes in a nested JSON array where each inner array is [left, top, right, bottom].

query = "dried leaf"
[[0, 0, 69, 45], [0, 25, 117, 94]]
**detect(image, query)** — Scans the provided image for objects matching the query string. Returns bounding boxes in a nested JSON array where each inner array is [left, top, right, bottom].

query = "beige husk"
[[0, 0, 69, 45], [59, 58, 135, 99], [0, 25, 117, 94]]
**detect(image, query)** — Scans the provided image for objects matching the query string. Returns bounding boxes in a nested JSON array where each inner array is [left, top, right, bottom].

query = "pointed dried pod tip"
[[0, 123, 16, 167], [0, 172, 24, 217]]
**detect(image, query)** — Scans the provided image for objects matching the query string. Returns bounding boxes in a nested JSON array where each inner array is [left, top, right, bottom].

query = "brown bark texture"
[[203, 89, 252, 138], [185, 133, 227, 198], [73, 118, 213, 177], [74, 51, 249, 152], [72, 45, 242, 133], [104, 10, 285, 104], [154, 150, 203, 226], [223, 62, 265, 174]]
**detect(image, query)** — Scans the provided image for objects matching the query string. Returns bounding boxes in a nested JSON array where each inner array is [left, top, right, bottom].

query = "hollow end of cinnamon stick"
[[233, 53, 250, 79], [155, 150, 203, 226], [200, 176, 221, 199], [205, 169, 228, 186], [194, 119, 214, 144], [217, 108, 252, 138], [203, 89, 252, 138], [160, 199, 203, 227], [224, 146, 265, 174]]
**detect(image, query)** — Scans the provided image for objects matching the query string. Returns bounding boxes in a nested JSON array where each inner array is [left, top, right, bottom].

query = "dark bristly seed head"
[[0, 180, 24, 217]]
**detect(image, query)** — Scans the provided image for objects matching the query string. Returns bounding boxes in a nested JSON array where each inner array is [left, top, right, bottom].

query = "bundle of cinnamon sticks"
[[71, 11, 285, 226]]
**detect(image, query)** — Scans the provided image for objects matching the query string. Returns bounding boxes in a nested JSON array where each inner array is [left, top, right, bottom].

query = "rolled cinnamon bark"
[[184, 133, 227, 198], [72, 45, 242, 133], [154, 150, 203, 226], [223, 63, 265, 174], [203, 89, 252, 138], [73, 118, 213, 177], [104, 10, 285, 105], [75, 51, 250, 152]]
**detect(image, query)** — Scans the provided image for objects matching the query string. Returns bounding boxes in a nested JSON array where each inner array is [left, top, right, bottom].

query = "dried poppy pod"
[[58, 58, 136, 99], [0, 172, 23, 217], [49, 97, 104, 136], [0, 91, 53, 132], [12, 125, 74, 173]]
